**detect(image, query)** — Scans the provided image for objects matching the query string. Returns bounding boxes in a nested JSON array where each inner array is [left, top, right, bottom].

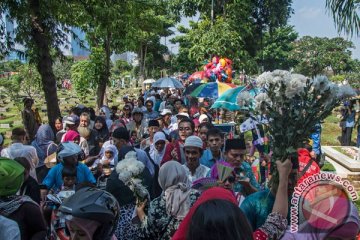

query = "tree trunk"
[[138, 43, 147, 85], [29, 0, 61, 130], [96, 31, 111, 109]]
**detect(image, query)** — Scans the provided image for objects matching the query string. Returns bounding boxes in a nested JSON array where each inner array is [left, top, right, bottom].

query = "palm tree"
[[326, 0, 360, 37]]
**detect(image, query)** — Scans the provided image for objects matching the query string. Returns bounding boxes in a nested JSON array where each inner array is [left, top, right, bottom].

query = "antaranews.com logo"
[[290, 172, 358, 233]]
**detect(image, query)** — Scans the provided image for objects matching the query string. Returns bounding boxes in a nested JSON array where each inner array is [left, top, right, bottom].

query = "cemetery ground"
[[0, 87, 359, 209]]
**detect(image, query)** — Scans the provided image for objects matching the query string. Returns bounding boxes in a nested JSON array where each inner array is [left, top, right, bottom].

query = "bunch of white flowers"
[[252, 70, 356, 189], [236, 90, 251, 107], [116, 151, 149, 201]]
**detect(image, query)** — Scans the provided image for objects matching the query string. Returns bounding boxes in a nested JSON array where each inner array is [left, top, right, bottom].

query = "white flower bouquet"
[[253, 70, 356, 186], [116, 151, 149, 202]]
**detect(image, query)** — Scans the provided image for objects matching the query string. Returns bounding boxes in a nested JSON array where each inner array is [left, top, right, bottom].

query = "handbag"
[[44, 143, 57, 168]]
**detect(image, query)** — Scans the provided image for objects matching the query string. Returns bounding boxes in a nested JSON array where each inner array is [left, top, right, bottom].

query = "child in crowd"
[[130, 130, 138, 146], [61, 166, 77, 191]]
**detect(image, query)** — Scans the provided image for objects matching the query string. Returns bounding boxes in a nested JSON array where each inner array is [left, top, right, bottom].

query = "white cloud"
[[297, 7, 323, 19]]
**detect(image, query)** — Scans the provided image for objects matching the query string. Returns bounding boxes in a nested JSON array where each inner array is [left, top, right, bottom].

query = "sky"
[[289, 0, 360, 59], [166, 0, 360, 60]]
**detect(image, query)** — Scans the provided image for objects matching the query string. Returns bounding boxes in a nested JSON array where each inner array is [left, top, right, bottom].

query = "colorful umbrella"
[[211, 86, 259, 111], [183, 83, 203, 96], [152, 77, 184, 89], [189, 71, 206, 82], [190, 82, 236, 99]]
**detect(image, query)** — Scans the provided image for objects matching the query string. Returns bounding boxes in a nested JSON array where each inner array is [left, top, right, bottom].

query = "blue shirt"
[[200, 149, 224, 168], [42, 163, 96, 191]]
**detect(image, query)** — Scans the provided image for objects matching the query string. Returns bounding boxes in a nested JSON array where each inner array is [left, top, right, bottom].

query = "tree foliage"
[[53, 56, 74, 87], [290, 36, 355, 77], [0, 63, 42, 109], [326, 0, 360, 37], [123, 0, 176, 80], [258, 26, 298, 71], [0, 0, 82, 126], [169, 0, 293, 74]]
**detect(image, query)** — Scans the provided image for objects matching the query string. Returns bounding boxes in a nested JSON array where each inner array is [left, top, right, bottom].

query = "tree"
[[124, 0, 176, 81], [0, 63, 42, 110], [169, 0, 294, 73], [0, 0, 80, 128], [112, 60, 132, 76], [72, 0, 127, 109], [70, 46, 107, 102], [258, 26, 298, 71], [53, 56, 74, 87], [326, 0, 360, 36], [290, 36, 355, 77], [71, 60, 95, 102], [0, 60, 23, 72]]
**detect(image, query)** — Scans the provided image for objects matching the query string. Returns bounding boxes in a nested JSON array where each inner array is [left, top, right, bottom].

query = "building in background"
[[68, 27, 90, 59], [2, 13, 26, 62]]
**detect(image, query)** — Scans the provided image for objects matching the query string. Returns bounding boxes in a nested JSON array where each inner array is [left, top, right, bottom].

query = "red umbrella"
[[189, 71, 206, 82]]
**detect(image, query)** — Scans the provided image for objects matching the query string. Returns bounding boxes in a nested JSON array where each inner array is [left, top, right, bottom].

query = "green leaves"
[[326, 0, 360, 37], [290, 36, 355, 76]]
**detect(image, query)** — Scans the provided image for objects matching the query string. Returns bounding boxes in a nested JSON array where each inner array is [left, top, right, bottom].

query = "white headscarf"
[[150, 132, 166, 165], [100, 144, 118, 166]]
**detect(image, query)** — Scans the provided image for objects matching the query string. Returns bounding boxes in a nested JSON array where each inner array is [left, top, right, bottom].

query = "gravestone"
[[13, 120, 22, 126], [0, 123, 11, 129]]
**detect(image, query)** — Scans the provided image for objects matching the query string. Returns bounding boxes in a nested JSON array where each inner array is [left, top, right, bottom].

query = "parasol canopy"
[[211, 86, 259, 111], [152, 77, 184, 89], [190, 82, 236, 99]]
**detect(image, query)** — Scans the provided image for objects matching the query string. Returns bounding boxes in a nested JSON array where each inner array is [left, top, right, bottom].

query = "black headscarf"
[[94, 116, 109, 142]]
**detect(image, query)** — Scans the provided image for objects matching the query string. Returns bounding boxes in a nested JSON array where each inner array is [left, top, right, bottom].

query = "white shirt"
[[1, 142, 39, 180], [182, 164, 210, 183]]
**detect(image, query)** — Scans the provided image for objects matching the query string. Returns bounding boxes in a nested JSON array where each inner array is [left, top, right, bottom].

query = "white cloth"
[[182, 164, 210, 183], [79, 137, 89, 157], [1, 143, 39, 180], [150, 144, 166, 166]]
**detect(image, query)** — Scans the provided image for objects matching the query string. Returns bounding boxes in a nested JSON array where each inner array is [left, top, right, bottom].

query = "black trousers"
[[341, 127, 353, 146]]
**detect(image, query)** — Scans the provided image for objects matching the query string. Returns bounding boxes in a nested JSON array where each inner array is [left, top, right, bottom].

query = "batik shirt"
[[233, 161, 260, 195], [139, 191, 199, 240]]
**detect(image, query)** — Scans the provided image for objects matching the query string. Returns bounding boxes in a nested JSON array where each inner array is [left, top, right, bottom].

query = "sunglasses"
[[224, 175, 235, 183]]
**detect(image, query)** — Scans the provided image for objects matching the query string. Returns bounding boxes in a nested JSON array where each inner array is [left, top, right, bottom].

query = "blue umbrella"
[[211, 86, 259, 111], [181, 73, 190, 80], [152, 77, 184, 89]]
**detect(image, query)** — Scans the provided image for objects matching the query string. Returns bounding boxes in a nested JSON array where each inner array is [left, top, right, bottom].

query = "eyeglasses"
[[179, 127, 191, 132]]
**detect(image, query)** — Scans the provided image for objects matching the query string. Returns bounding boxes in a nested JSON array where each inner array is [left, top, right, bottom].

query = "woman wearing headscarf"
[[31, 124, 57, 182], [136, 161, 199, 239], [106, 150, 153, 240], [62, 130, 89, 157], [173, 159, 292, 240], [93, 116, 110, 142], [100, 106, 113, 130]]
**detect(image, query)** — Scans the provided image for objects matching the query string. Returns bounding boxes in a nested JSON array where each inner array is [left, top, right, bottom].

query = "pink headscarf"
[[62, 130, 80, 142]]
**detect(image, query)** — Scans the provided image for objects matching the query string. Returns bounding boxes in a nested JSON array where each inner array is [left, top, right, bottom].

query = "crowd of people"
[[0, 87, 359, 240]]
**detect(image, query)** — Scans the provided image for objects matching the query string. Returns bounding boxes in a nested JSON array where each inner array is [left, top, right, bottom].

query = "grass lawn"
[[321, 110, 358, 146], [321, 161, 336, 172]]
